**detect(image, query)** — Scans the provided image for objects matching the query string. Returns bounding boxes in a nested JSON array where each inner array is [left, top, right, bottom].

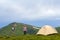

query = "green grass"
[[0, 34, 60, 40]]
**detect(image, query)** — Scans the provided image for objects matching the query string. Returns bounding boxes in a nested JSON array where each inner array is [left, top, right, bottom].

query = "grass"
[[0, 34, 60, 40]]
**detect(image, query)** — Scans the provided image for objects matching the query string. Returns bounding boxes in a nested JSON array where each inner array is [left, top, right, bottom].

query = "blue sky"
[[0, 0, 60, 28]]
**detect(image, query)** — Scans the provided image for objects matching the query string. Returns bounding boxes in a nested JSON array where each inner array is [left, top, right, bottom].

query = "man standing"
[[23, 25, 27, 35], [12, 23, 17, 32]]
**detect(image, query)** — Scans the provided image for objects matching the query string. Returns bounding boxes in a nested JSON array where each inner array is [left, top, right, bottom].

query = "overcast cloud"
[[0, 0, 60, 27]]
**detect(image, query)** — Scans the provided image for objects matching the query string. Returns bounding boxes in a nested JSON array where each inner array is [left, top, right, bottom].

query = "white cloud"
[[0, 0, 60, 21]]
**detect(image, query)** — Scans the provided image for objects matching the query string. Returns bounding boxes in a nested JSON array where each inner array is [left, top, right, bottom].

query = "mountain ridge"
[[0, 22, 38, 36]]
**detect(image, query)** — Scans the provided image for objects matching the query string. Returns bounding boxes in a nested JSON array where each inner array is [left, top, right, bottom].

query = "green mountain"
[[0, 22, 38, 36], [56, 27, 60, 33]]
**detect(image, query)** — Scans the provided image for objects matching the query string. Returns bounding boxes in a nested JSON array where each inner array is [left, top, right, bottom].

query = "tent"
[[37, 25, 58, 35]]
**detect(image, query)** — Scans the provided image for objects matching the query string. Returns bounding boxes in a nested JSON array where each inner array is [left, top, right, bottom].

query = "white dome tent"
[[37, 25, 58, 35]]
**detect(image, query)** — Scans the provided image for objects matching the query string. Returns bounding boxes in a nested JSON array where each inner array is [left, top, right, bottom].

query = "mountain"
[[0, 22, 38, 36], [56, 27, 60, 33]]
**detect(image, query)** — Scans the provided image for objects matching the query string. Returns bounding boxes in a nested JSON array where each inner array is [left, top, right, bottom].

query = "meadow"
[[0, 34, 60, 40]]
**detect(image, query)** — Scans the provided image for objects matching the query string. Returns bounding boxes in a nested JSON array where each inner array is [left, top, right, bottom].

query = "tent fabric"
[[37, 25, 58, 35]]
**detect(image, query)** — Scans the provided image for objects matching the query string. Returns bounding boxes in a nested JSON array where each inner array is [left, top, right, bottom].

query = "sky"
[[0, 0, 60, 28]]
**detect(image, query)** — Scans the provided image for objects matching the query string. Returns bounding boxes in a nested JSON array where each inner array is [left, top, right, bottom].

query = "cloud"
[[0, 0, 60, 21]]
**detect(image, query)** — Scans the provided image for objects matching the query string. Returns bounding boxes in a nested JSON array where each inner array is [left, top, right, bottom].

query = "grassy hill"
[[0, 22, 38, 36], [56, 27, 60, 33]]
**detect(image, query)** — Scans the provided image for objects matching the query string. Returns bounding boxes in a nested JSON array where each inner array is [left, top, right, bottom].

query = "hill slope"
[[0, 22, 38, 36], [56, 27, 60, 33]]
